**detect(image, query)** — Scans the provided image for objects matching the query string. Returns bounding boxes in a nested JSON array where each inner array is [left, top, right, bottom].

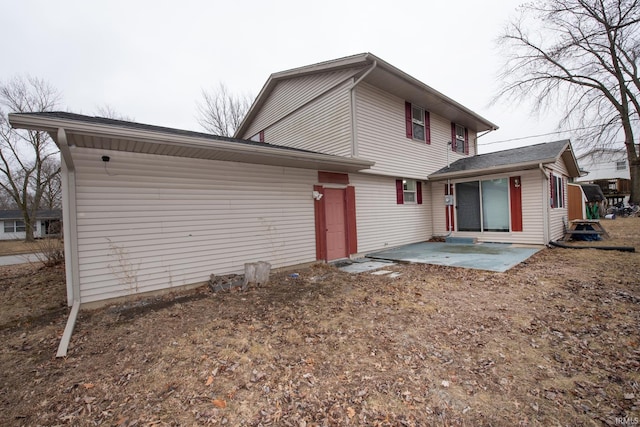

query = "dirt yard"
[[1, 218, 639, 426]]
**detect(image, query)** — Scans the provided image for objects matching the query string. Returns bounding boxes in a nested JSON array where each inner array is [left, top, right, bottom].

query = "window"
[[396, 179, 423, 204], [451, 123, 469, 154], [3, 220, 25, 233], [616, 160, 627, 170], [550, 173, 564, 208], [404, 102, 430, 143], [403, 179, 416, 203], [456, 179, 509, 232], [411, 106, 425, 142]]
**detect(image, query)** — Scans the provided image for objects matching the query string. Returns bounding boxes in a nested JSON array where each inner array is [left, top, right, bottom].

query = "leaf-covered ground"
[[1, 218, 640, 426]]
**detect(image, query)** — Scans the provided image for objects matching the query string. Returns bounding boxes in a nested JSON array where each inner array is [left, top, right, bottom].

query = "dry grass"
[[1, 218, 639, 426], [0, 239, 41, 256]]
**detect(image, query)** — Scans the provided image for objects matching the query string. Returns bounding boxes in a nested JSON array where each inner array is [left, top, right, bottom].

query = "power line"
[[478, 124, 605, 146]]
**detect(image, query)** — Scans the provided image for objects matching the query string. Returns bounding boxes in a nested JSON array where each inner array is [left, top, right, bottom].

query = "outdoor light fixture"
[[514, 177, 520, 187], [312, 191, 323, 201]]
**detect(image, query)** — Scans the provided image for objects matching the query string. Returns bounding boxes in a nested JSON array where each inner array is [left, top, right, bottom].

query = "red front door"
[[324, 188, 348, 260]]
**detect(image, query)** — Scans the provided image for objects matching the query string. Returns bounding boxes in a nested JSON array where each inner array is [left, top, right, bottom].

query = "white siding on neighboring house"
[[242, 68, 364, 139], [430, 169, 546, 244], [72, 148, 318, 304], [0, 220, 45, 241], [354, 83, 476, 179], [576, 150, 630, 182], [351, 173, 432, 254], [264, 79, 353, 156]]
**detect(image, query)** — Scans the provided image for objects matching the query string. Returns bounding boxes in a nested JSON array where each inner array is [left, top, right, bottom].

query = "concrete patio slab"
[[368, 242, 542, 272]]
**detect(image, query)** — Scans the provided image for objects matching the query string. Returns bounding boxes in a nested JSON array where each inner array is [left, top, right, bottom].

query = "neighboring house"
[[575, 148, 632, 205], [0, 209, 61, 240], [236, 53, 580, 251]]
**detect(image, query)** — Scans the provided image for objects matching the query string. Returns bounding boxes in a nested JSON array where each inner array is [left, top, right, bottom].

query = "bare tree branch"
[[96, 104, 135, 121], [0, 75, 62, 241], [495, 0, 640, 202], [196, 83, 253, 137]]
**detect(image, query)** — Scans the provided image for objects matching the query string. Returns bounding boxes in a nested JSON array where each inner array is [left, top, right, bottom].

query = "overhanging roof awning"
[[9, 112, 374, 173]]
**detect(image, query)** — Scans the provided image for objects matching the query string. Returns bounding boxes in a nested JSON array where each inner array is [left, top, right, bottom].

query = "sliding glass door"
[[455, 178, 509, 232]]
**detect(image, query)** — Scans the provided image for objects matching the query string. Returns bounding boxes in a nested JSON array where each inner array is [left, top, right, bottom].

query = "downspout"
[[55, 127, 81, 358], [349, 60, 377, 157], [539, 163, 551, 245]]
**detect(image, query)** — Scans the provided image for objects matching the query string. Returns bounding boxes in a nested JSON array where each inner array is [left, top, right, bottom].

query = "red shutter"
[[346, 186, 358, 254], [550, 172, 555, 208], [405, 102, 412, 139], [451, 123, 456, 152], [259, 131, 265, 143], [417, 181, 423, 204], [464, 128, 469, 154], [560, 177, 565, 208], [510, 176, 523, 232], [445, 184, 454, 231], [396, 179, 404, 204], [425, 111, 431, 144]]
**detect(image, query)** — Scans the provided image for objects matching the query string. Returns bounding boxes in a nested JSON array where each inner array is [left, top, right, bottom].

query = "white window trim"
[[455, 124, 465, 153], [403, 179, 417, 204], [411, 105, 426, 142]]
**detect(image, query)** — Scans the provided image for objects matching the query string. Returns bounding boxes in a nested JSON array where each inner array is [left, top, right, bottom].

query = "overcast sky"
[[2, 0, 573, 153]]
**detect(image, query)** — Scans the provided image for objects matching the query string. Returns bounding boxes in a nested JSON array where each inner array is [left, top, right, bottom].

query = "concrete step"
[[445, 236, 478, 244]]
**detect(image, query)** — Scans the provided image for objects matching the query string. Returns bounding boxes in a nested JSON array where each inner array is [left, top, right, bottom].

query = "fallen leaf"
[[212, 399, 226, 408], [206, 375, 214, 386], [83, 383, 94, 389], [347, 406, 355, 418]]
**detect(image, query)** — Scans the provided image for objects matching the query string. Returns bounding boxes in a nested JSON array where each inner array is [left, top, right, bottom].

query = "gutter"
[[349, 60, 377, 157], [55, 127, 81, 358]]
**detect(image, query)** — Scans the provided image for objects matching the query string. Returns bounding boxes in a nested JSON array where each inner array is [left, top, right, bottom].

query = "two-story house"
[[236, 53, 580, 255], [9, 53, 580, 356]]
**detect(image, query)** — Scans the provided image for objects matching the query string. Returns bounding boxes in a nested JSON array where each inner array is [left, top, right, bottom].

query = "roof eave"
[[428, 159, 555, 181], [366, 57, 499, 132], [9, 113, 374, 173]]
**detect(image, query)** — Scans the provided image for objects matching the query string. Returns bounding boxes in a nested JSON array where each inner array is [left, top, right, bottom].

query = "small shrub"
[[32, 237, 64, 267]]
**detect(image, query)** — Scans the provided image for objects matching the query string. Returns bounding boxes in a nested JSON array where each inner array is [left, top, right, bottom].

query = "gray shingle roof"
[[430, 140, 571, 178], [0, 209, 61, 220], [12, 112, 324, 156]]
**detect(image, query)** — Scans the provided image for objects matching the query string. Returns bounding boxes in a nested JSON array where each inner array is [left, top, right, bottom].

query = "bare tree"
[[40, 158, 62, 210], [96, 104, 135, 121], [0, 75, 62, 241], [495, 0, 640, 202], [196, 83, 253, 137]]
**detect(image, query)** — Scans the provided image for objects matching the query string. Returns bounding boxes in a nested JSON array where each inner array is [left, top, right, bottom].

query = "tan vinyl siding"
[[264, 80, 352, 156], [243, 68, 363, 139], [351, 173, 432, 253], [430, 170, 546, 244], [548, 158, 570, 241], [72, 148, 317, 304], [355, 83, 477, 179]]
